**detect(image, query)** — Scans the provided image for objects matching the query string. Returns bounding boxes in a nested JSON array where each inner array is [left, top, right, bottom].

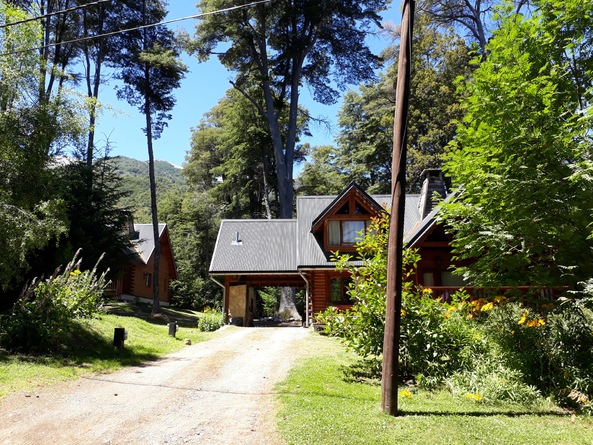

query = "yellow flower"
[[518, 310, 529, 325], [400, 390, 413, 399], [494, 296, 507, 304], [443, 312, 451, 319], [422, 287, 433, 294], [401, 309, 407, 316], [69, 269, 82, 276], [480, 302, 494, 312], [465, 393, 482, 402]]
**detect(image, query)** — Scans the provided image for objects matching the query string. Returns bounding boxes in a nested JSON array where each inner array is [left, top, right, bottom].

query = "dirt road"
[[0, 326, 309, 445]]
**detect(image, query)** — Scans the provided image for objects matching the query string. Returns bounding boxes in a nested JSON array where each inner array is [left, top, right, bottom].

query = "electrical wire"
[[0, 0, 111, 30], [0, 0, 270, 57]]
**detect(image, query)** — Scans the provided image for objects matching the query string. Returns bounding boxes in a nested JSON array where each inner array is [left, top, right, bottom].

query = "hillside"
[[108, 156, 186, 223]]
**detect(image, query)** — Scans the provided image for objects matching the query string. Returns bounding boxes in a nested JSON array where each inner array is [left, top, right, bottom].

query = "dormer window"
[[328, 220, 370, 246], [310, 182, 385, 253]]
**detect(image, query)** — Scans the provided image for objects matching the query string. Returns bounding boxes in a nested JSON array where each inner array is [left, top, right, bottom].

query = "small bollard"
[[168, 321, 178, 337], [113, 327, 126, 348]]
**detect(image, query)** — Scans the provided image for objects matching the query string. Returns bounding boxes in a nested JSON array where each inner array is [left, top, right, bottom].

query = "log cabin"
[[209, 170, 462, 326]]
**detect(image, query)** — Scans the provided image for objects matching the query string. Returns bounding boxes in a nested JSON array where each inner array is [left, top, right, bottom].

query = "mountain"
[[107, 156, 186, 223]]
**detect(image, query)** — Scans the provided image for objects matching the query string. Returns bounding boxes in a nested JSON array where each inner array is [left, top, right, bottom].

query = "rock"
[[184, 338, 192, 345]]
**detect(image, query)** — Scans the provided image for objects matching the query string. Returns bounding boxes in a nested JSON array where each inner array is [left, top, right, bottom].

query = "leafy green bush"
[[197, 308, 224, 332], [478, 297, 593, 410], [0, 251, 108, 352]]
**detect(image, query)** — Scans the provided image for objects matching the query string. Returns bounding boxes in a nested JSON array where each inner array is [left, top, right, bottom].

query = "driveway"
[[0, 327, 310, 445]]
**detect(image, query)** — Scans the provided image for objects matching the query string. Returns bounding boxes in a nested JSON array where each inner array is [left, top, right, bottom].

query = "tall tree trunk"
[[146, 97, 161, 315], [143, 0, 160, 315]]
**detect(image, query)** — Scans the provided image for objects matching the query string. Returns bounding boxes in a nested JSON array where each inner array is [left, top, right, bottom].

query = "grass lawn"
[[0, 302, 218, 400], [276, 333, 593, 445]]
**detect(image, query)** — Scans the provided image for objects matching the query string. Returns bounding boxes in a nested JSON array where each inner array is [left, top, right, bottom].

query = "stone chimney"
[[418, 169, 447, 219]]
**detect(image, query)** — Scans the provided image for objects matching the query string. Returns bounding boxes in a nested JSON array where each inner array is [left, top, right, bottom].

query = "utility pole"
[[381, 0, 415, 416]]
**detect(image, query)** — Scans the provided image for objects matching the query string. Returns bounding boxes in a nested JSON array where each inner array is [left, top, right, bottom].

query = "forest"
[[1, 0, 592, 318]]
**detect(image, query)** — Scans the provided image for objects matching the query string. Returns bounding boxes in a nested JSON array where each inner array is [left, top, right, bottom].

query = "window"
[[144, 272, 152, 287], [327, 220, 370, 246], [330, 276, 353, 305]]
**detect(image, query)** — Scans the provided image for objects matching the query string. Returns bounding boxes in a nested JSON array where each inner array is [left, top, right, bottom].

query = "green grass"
[[276, 334, 593, 445], [0, 303, 218, 400]]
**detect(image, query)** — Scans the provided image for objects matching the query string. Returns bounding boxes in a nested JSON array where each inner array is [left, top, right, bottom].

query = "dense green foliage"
[[197, 308, 224, 332], [300, 13, 471, 193], [441, 0, 593, 288], [318, 211, 593, 411], [0, 252, 109, 352], [190, 0, 389, 218]]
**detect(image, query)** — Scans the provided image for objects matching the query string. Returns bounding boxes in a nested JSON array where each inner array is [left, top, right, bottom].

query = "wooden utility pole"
[[381, 0, 415, 416]]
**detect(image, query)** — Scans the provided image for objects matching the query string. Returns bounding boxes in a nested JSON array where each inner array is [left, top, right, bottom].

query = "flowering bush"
[[0, 251, 109, 352], [198, 307, 224, 332]]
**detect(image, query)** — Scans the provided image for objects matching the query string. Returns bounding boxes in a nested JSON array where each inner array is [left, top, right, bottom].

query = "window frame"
[[328, 274, 353, 306]]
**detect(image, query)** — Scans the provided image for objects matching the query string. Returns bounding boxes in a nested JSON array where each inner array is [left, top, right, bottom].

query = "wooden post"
[[381, 0, 415, 416]]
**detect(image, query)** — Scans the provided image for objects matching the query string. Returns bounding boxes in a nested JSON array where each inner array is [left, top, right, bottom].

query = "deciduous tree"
[[441, 0, 593, 288]]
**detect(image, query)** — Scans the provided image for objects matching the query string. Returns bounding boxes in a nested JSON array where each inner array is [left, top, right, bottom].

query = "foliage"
[[197, 308, 224, 332], [184, 88, 292, 219], [257, 287, 280, 318], [0, 251, 109, 352], [300, 13, 471, 194], [189, 0, 389, 219], [159, 187, 221, 310], [475, 298, 593, 411], [318, 207, 593, 409], [441, 0, 593, 288], [420, 0, 533, 55], [0, 200, 67, 294], [107, 155, 186, 223]]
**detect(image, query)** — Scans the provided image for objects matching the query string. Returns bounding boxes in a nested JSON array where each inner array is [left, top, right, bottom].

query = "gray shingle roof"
[[209, 191, 429, 274], [132, 223, 166, 264], [209, 219, 298, 274]]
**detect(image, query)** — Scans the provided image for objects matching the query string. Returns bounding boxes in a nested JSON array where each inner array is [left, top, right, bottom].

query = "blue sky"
[[94, 1, 401, 167]]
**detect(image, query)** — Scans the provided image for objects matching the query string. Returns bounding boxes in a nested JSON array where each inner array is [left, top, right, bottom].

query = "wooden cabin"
[[209, 170, 460, 326], [112, 223, 177, 305]]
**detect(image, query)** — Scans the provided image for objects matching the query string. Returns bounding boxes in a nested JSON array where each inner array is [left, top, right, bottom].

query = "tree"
[[159, 188, 221, 309], [189, 0, 388, 219], [113, 0, 186, 314], [301, 13, 470, 193], [420, 0, 532, 55], [185, 88, 279, 219], [441, 0, 593, 288]]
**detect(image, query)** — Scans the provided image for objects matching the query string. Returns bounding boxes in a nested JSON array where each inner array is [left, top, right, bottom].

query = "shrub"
[[198, 308, 224, 332], [0, 251, 109, 352]]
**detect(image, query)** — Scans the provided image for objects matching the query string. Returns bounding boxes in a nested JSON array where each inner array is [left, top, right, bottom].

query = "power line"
[[0, 0, 271, 57], [0, 0, 111, 30]]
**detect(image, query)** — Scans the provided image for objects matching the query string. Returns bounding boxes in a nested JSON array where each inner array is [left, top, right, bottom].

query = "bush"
[[198, 308, 224, 332], [0, 251, 109, 352]]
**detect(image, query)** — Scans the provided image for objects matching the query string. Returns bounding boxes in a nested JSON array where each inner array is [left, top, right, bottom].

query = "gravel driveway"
[[0, 326, 309, 445]]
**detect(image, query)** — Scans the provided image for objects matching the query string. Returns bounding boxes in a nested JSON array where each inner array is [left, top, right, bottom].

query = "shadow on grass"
[[0, 320, 162, 369], [398, 409, 569, 418], [104, 302, 200, 329]]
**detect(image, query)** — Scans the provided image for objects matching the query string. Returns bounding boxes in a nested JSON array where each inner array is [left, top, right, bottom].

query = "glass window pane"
[[342, 221, 365, 244], [328, 220, 340, 245], [330, 278, 341, 303]]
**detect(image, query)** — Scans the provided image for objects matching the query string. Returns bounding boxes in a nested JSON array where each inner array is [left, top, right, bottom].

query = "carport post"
[[298, 270, 310, 327], [210, 276, 227, 322]]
